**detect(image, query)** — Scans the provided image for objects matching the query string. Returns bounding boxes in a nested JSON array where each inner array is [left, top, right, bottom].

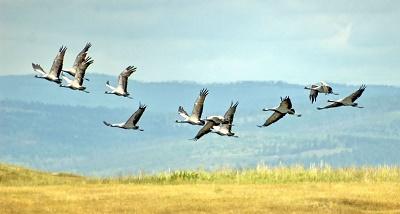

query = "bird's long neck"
[[175, 120, 187, 123]]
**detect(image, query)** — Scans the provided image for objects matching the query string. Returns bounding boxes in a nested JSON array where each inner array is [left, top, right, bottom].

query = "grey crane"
[[258, 96, 301, 128], [176, 88, 209, 126], [32, 46, 67, 84], [191, 101, 239, 141], [317, 85, 366, 110], [212, 101, 239, 137], [62, 42, 91, 81], [304, 81, 339, 103], [103, 103, 147, 131], [105, 66, 136, 99], [60, 56, 93, 93]]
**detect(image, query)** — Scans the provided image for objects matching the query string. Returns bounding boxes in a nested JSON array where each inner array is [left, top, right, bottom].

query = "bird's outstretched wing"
[[32, 63, 46, 75], [73, 42, 91, 68], [126, 103, 147, 126], [118, 66, 136, 92], [344, 85, 366, 103], [75, 56, 93, 85], [309, 89, 319, 103], [191, 88, 209, 120], [320, 81, 330, 86], [178, 106, 189, 120], [317, 102, 343, 110], [223, 101, 239, 124], [277, 96, 292, 111], [258, 111, 285, 127], [49, 46, 67, 78], [192, 120, 215, 141]]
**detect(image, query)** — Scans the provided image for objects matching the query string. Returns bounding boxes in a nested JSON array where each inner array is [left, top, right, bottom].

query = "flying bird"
[[317, 85, 366, 110], [62, 42, 91, 81], [32, 46, 67, 84], [212, 101, 239, 137], [176, 88, 209, 125], [60, 56, 93, 93], [191, 101, 239, 141], [258, 96, 301, 128], [103, 103, 147, 131], [105, 66, 137, 99], [191, 117, 222, 141], [304, 81, 339, 103]]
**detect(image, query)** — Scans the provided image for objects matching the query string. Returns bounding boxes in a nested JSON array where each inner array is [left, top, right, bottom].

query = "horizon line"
[[1, 73, 398, 88]]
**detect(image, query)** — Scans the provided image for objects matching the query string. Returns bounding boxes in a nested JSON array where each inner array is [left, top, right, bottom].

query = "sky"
[[0, 0, 399, 85]]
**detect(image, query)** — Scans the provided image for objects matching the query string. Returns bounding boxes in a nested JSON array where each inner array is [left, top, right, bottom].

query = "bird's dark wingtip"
[[200, 88, 209, 96]]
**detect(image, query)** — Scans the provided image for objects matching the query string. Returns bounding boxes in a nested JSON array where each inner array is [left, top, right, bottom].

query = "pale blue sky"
[[1, 0, 399, 85]]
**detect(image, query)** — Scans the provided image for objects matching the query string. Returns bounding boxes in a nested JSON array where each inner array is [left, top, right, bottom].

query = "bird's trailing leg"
[[124, 94, 133, 99]]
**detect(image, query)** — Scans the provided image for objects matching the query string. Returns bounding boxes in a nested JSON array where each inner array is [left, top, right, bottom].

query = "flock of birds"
[[32, 43, 367, 141]]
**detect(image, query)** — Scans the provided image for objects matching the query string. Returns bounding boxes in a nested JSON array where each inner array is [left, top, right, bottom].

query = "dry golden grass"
[[1, 183, 400, 213], [1, 163, 400, 213]]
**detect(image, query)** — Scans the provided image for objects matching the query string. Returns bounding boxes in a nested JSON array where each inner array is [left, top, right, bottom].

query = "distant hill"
[[0, 75, 399, 176]]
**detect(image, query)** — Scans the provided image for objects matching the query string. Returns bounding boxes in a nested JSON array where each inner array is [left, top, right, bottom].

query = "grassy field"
[[1, 163, 400, 213]]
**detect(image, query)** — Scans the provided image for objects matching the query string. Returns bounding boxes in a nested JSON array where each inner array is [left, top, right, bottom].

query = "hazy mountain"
[[1, 75, 399, 176]]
